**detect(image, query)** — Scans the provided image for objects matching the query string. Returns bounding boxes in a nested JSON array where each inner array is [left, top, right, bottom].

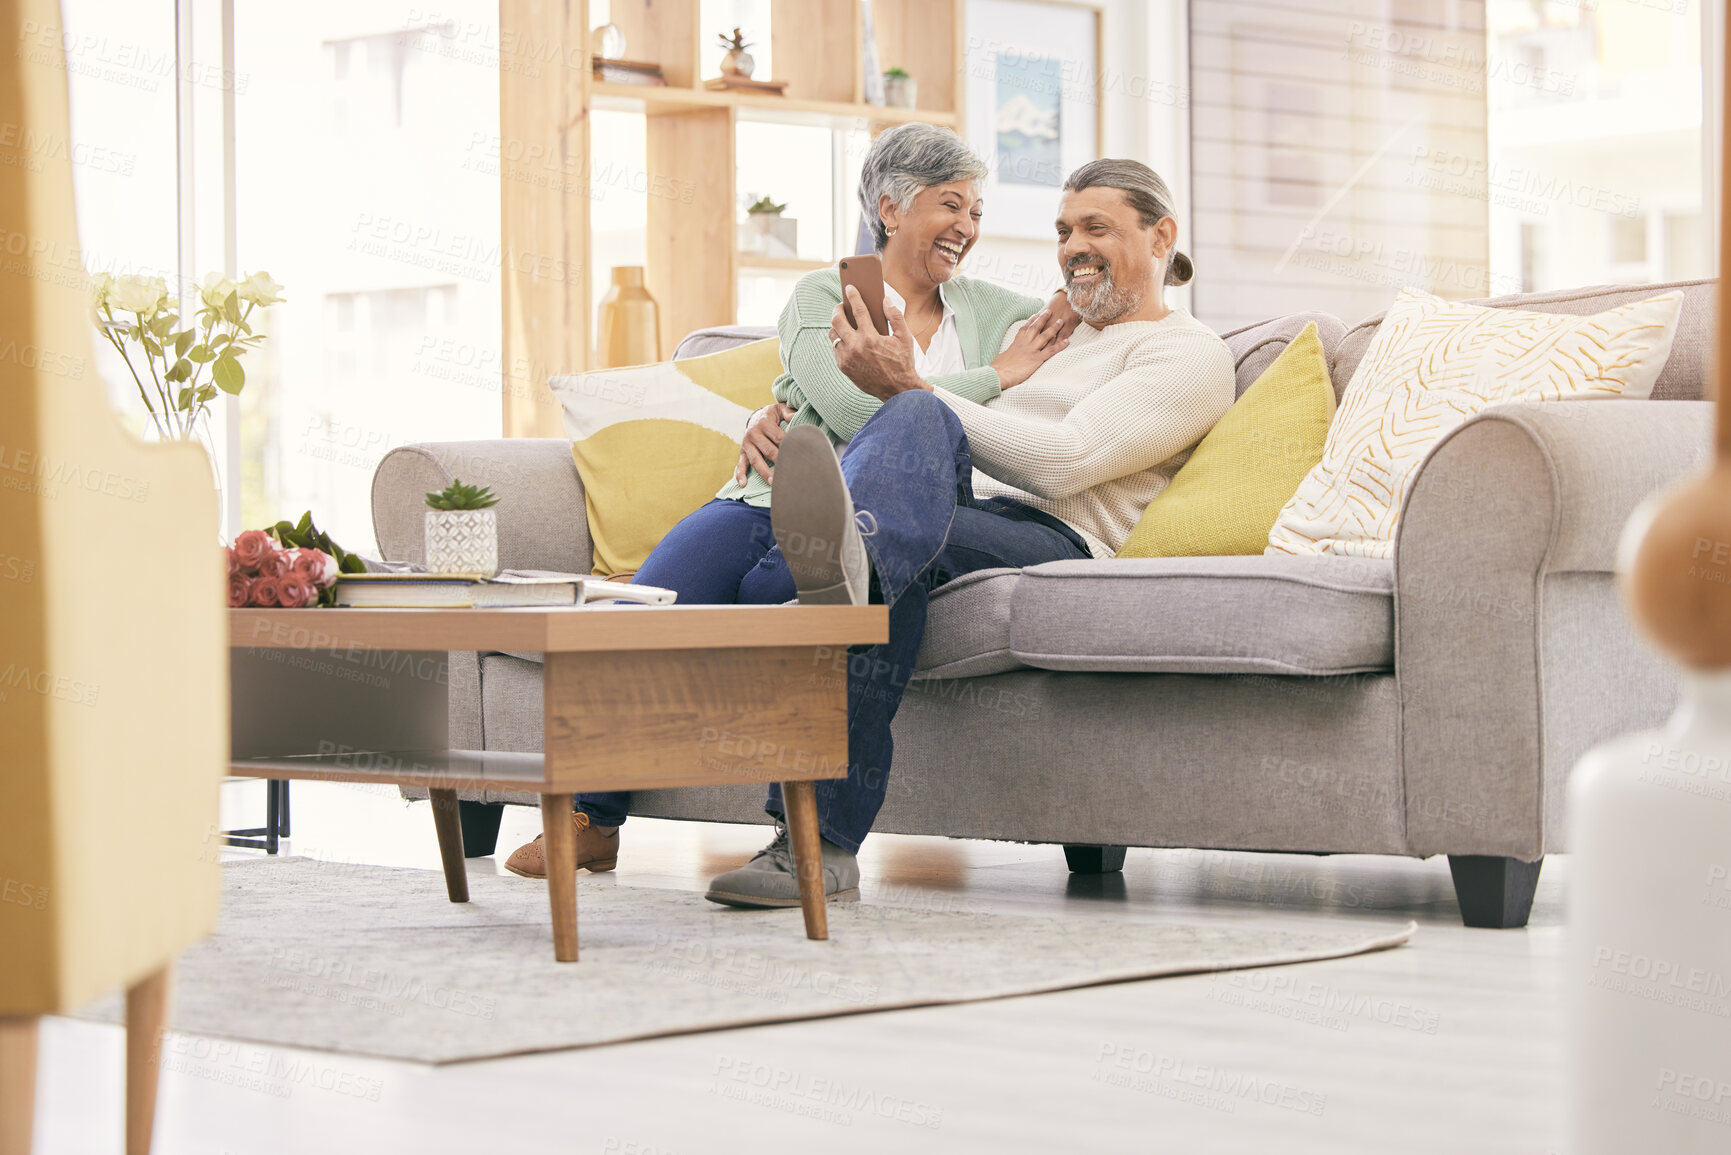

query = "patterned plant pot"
[[425, 509, 498, 576]]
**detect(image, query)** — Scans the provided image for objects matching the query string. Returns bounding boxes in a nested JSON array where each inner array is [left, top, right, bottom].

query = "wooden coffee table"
[[228, 604, 887, 961]]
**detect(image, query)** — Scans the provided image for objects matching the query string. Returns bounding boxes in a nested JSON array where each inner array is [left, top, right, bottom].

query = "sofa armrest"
[[1394, 400, 1710, 859], [370, 439, 592, 574]]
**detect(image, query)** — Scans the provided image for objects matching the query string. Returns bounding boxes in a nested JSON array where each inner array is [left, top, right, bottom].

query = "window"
[[1486, 1, 1702, 293]]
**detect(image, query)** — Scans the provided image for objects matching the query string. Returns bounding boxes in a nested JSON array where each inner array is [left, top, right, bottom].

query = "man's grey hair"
[[1062, 159, 1194, 286], [857, 123, 989, 253]]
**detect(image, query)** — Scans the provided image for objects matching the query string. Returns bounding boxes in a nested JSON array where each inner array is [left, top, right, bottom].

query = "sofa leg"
[[1448, 855, 1543, 929], [1063, 845, 1127, 874], [458, 801, 505, 858]]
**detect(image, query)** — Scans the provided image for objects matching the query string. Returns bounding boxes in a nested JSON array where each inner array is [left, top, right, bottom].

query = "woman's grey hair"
[[857, 123, 990, 253], [1062, 158, 1194, 286]]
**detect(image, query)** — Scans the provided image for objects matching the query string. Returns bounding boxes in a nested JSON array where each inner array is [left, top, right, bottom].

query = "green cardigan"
[[716, 268, 1047, 507]]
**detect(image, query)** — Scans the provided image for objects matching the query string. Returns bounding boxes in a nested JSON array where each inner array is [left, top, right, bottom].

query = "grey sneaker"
[[770, 425, 872, 606], [705, 822, 861, 908]]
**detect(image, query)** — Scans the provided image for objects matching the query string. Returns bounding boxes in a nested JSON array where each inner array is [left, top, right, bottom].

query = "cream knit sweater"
[[935, 309, 1236, 557]]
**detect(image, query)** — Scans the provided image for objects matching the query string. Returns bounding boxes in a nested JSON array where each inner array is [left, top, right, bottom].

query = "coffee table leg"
[[428, 789, 469, 903], [539, 794, 579, 962], [781, 780, 828, 941]]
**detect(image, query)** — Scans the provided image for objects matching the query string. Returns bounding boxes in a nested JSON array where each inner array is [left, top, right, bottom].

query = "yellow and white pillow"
[[1266, 288, 1684, 559], [551, 339, 781, 576]]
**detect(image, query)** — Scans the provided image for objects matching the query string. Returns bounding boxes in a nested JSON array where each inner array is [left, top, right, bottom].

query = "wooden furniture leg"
[[0, 1017, 38, 1155], [125, 964, 171, 1155], [781, 780, 828, 941], [428, 789, 470, 903], [539, 794, 579, 962]]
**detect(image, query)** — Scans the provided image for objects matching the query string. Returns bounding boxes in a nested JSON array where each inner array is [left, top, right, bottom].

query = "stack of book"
[[592, 58, 666, 85], [332, 570, 676, 609]]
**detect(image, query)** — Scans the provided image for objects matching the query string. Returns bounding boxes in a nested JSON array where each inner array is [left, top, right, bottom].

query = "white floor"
[[33, 779, 1568, 1154]]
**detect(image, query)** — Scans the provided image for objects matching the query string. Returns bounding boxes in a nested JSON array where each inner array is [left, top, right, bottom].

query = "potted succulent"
[[424, 479, 501, 576], [883, 66, 917, 109], [717, 27, 755, 78], [743, 194, 797, 258]]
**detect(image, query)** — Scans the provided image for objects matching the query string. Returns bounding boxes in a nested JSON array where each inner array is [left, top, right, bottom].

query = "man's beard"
[[1064, 258, 1144, 324]]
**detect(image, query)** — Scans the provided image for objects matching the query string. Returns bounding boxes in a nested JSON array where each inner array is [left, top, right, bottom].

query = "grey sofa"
[[371, 278, 1716, 928]]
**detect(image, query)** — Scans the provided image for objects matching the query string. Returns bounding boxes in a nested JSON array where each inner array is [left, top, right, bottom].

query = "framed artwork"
[[966, 0, 1103, 239]]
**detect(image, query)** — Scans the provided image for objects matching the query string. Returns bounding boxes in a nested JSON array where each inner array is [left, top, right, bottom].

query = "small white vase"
[[425, 509, 498, 576], [1566, 669, 1731, 1153]]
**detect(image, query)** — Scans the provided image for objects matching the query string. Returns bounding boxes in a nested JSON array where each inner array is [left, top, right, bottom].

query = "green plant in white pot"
[[882, 66, 916, 109], [424, 479, 500, 576]]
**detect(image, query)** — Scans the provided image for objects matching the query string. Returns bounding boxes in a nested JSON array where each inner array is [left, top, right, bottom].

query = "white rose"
[[110, 273, 167, 316], [88, 270, 115, 308], [201, 272, 237, 310], [238, 271, 284, 306]]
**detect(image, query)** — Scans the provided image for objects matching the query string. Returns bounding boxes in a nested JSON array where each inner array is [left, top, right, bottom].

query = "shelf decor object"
[[861, 0, 885, 105], [597, 265, 661, 368], [742, 196, 797, 258], [1564, 17, 1731, 1154], [499, 0, 966, 438], [424, 480, 501, 577], [716, 26, 756, 78], [883, 66, 916, 109], [590, 20, 626, 59]]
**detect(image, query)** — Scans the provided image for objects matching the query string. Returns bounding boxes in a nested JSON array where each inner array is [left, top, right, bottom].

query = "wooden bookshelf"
[[499, 0, 966, 437]]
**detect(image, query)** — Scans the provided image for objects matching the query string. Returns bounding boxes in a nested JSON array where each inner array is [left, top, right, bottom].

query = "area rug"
[[86, 858, 1415, 1064]]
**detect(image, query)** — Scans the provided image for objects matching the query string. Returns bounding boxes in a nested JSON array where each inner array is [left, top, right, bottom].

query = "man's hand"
[[829, 285, 929, 401], [1047, 289, 1082, 339], [734, 401, 799, 485], [991, 309, 1070, 389]]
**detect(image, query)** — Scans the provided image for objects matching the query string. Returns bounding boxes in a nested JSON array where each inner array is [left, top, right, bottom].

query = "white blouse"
[[882, 280, 965, 379]]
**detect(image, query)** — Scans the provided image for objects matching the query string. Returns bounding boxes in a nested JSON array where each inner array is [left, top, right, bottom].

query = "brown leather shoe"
[[503, 811, 619, 878]]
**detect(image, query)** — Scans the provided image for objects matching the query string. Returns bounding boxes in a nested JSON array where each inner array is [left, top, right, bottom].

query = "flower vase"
[[145, 409, 227, 540], [597, 266, 660, 367], [721, 48, 755, 78], [425, 509, 498, 576]]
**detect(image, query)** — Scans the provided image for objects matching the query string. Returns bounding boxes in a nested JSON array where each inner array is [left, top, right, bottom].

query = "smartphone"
[[837, 254, 890, 336]]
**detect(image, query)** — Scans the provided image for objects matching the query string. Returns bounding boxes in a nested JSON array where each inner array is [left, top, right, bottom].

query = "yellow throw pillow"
[[1118, 322, 1335, 558], [1267, 288, 1684, 559], [552, 339, 782, 576]]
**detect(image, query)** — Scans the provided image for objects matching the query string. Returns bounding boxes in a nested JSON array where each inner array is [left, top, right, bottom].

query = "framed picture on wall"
[[965, 0, 1103, 239]]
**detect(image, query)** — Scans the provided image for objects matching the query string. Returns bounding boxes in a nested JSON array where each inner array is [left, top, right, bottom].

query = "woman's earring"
[[885, 227, 897, 237]]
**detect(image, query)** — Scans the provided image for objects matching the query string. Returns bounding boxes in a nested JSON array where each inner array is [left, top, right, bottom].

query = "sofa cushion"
[[673, 325, 778, 359], [1009, 554, 1394, 674], [1331, 278, 1714, 402], [1118, 321, 1335, 558], [1219, 310, 1346, 399], [551, 338, 782, 575], [913, 567, 1023, 679]]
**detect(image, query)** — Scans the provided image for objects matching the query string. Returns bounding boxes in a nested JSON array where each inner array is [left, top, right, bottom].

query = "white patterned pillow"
[[1266, 288, 1684, 559]]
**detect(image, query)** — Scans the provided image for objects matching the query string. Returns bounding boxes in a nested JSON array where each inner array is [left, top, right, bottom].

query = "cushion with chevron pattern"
[[1266, 287, 1684, 559]]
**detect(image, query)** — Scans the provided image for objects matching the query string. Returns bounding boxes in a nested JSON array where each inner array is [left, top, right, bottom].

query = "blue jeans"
[[574, 389, 1089, 852]]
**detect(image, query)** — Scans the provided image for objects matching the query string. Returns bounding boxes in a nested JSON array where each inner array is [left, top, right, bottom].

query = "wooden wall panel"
[[771, 0, 858, 104], [500, 0, 589, 438], [612, 0, 700, 87], [873, 0, 960, 114], [646, 107, 737, 357]]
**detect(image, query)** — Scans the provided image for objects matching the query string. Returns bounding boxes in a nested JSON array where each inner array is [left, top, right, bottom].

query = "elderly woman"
[[503, 123, 1077, 887]]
